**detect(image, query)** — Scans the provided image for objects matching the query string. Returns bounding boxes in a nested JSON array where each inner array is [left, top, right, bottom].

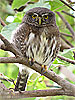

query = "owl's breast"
[[24, 30, 60, 67]]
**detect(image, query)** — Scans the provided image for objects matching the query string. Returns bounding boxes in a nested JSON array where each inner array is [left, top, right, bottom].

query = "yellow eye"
[[44, 15, 48, 19], [32, 15, 37, 19]]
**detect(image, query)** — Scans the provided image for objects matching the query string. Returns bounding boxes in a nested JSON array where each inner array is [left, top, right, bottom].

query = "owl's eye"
[[32, 15, 37, 19], [43, 15, 48, 19], [32, 14, 38, 19]]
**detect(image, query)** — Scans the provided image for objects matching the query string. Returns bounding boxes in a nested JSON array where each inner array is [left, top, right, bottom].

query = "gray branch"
[[56, 11, 75, 40]]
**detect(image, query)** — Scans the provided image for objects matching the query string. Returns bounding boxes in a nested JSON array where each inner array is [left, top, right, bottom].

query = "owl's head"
[[22, 7, 56, 27]]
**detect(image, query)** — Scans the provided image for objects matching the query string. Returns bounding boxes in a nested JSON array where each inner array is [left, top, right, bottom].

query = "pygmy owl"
[[11, 7, 60, 91]]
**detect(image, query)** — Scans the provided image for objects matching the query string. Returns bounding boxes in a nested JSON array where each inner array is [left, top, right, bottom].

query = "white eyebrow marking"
[[33, 13, 38, 16], [42, 13, 48, 17]]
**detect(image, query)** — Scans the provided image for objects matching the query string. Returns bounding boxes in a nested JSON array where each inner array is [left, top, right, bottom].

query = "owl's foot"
[[9, 88, 15, 95], [41, 65, 47, 75], [29, 58, 35, 66]]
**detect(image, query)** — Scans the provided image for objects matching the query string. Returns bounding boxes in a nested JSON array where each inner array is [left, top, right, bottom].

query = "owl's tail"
[[14, 68, 29, 91]]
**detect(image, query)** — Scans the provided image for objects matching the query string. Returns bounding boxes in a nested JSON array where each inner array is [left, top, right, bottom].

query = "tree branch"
[[59, 0, 75, 11], [14, 1, 35, 12], [0, 18, 6, 27], [60, 35, 74, 48], [57, 55, 75, 64], [0, 86, 74, 99], [0, 55, 75, 98], [56, 11, 75, 40], [60, 32, 73, 38], [61, 11, 75, 18], [60, 39, 71, 51]]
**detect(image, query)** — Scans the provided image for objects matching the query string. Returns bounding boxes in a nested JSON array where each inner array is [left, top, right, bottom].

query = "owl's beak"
[[38, 17, 41, 25]]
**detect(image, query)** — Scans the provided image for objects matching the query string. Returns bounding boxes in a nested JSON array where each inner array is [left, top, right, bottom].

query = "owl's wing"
[[11, 23, 30, 91], [11, 23, 28, 51]]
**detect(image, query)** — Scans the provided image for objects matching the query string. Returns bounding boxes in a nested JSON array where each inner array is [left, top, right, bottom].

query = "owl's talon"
[[41, 65, 47, 75], [29, 58, 35, 66], [41, 65, 44, 72], [42, 71, 46, 75], [9, 88, 14, 91], [15, 88, 23, 93], [29, 61, 34, 66], [18, 90, 23, 94], [9, 88, 15, 95]]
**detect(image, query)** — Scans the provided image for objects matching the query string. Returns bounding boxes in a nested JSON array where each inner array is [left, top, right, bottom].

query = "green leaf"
[[49, 0, 63, 11], [30, 0, 36, 1], [36, 81, 46, 89], [53, 58, 58, 64], [24, 0, 50, 12], [12, 0, 29, 9], [57, 48, 75, 66], [60, 48, 75, 60], [13, 12, 24, 23], [1, 23, 19, 41]]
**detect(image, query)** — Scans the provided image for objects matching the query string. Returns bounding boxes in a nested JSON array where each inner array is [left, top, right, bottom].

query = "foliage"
[[0, 0, 75, 100], [48, 0, 63, 11], [12, 0, 29, 9], [1, 23, 19, 40]]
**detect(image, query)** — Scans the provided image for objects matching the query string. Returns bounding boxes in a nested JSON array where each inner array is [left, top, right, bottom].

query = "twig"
[[73, 51, 75, 60], [53, 5, 65, 11], [61, 11, 75, 18], [59, 0, 75, 11], [0, 18, 6, 27], [60, 32, 73, 38], [0, 81, 9, 91], [66, 0, 75, 4], [60, 39, 71, 51], [14, 1, 35, 12], [46, 85, 61, 88], [7, 0, 13, 5], [0, 78, 15, 85], [56, 11, 75, 40], [60, 35, 74, 48], [57, 55, 75, 64], [71, 2, 75, 4]]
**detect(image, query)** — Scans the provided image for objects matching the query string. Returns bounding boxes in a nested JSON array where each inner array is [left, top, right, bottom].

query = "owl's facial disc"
[[31, 13, 52, 25]]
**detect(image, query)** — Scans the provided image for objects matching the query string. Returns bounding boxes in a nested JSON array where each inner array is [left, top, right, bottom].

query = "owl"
[[11, 7, 60, 91]]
